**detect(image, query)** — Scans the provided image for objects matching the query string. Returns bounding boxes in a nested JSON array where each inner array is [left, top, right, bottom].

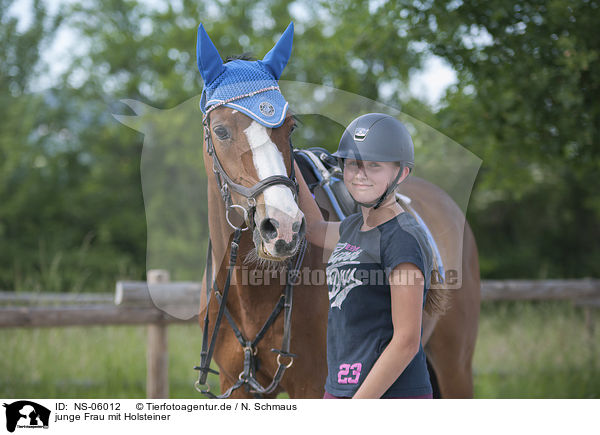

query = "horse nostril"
[[274, 234, 301, 255], [275, 238, 295, 254], [260, 218, 279, 241]]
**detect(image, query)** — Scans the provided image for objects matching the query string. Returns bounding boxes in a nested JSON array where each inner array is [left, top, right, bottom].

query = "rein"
[[194, 88, 304, 398]]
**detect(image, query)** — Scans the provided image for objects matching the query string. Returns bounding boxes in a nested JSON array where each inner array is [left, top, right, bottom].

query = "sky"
[[8, 0, 458, 107]]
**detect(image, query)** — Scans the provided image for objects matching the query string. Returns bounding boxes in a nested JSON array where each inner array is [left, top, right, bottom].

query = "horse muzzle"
[[254, 212, 306, 260]]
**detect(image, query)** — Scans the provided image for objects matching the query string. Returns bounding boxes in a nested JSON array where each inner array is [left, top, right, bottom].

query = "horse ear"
[[261, 22, 294, 80], [196, 23, 224, 85]]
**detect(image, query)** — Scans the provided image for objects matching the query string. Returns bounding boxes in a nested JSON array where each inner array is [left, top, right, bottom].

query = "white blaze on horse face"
[[243, 120, 299, 220]]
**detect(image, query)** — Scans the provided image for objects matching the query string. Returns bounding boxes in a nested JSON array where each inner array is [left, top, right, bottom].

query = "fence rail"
[[481, 279, 600, 301], [0, 292, 114, 305], [1, 276, 599, 398], [0, 304, 192, 328]]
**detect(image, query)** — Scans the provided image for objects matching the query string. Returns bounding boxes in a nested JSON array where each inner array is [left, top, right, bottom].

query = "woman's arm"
[[295, 161, 340, 251], [352, 262, 425, 399]]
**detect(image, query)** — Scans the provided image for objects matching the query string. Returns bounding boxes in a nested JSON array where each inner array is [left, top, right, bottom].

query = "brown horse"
[[199, 107, 329, 398], [196, 24, 480, 399], [195, 22, 330, 398], [401, 177, 481, 398]]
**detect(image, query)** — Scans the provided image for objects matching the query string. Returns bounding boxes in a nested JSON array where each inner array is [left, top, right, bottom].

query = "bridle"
[[201, 86, 299, 232], [194, 87, 305, 398]]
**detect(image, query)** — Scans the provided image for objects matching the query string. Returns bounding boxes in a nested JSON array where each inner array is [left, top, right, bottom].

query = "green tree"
[[0, 0, 70, 290], [400, 0, 600, 277]]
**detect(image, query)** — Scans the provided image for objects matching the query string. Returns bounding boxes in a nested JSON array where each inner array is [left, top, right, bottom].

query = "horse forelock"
[[225, 53, 256, 63]]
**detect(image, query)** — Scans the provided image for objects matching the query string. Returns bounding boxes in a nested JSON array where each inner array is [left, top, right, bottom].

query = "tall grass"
[[0, 301, 598, 398], [473, 301, 599, 398], [0, 325, 213, 398]]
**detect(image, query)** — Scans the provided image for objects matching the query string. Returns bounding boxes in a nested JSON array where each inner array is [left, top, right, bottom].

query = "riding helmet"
[[333, 113, 414, 169], [333, 113, 414, 209]]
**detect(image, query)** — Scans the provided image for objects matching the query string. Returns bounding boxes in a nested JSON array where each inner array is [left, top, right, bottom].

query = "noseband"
[[202, 87, 299, 232]]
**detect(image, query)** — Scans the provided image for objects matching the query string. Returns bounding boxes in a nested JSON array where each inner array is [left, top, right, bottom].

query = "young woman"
[[296, 113, 434, 399]]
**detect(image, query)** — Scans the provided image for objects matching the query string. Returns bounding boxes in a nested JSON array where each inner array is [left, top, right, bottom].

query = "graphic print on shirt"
[[327, 242, 363, 309], [337, 362, 362, 384]]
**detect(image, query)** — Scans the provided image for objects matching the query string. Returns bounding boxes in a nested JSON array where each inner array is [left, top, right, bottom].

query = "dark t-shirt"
[[324, 212, 433, 398]]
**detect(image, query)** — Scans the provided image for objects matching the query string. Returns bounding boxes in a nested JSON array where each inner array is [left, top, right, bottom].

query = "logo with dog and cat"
[[2, 401, 50, 433]]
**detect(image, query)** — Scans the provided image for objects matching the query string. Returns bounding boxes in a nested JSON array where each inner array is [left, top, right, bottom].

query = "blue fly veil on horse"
[[197, 22, 294, 127]]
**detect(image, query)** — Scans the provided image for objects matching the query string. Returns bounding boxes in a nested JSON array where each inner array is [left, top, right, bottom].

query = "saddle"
[[294, 148, 445, 282]]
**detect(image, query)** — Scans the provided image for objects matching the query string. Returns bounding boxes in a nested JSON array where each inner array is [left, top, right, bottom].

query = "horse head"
[[197, 23, 305, 261]]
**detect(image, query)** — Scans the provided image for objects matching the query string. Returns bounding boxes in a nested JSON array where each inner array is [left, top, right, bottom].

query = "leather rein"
[[194, 89, 305, 398]]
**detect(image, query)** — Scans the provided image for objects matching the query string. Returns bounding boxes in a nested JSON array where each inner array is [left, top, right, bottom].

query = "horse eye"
[[213, 125, 230, 140]]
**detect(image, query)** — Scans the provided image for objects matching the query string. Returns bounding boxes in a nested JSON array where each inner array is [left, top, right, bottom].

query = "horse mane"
[[225, 53, 256, 63], [425, 277, 451, 315]]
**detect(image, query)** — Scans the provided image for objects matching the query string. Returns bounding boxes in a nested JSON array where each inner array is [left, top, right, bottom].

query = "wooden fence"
[[1, 273, 599, 398]]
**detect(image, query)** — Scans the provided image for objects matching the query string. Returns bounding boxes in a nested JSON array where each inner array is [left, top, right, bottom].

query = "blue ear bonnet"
[[200, 60, 288, 127], [197, 23, 293, 128]]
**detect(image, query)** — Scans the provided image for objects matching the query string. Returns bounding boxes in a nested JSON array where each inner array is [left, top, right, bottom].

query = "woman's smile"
[[352, 183, 372, 189], [345, 159, 402, 199]]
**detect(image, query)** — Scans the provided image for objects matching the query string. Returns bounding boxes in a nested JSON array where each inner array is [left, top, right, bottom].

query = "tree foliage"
[[402, 0, 600, 277]]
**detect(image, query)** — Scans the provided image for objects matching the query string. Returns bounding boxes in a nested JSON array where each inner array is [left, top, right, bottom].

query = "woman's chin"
[[349, 190, 379, 204]]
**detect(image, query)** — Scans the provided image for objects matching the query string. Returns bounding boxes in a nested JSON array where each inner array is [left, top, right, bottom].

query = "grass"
[[0, 324, 211, 398], [473, 301, 599, 398], [0, 301, 598, 398]]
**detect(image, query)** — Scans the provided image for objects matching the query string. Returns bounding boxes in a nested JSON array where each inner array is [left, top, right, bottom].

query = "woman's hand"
[[295, 161, 340, 251]]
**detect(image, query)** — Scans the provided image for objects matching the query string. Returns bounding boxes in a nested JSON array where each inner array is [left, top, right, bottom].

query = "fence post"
[[146, 269, 170, 398], [584, 306, 596, 368]]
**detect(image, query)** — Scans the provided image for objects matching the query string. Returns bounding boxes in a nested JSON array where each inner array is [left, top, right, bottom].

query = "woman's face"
[[343, 159, 401, 204]]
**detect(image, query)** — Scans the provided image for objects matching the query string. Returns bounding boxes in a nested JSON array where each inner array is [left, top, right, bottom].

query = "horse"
[[402, 177, 481, 398], [194, 23, 329, 398], [194, 23, 480, 399]]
